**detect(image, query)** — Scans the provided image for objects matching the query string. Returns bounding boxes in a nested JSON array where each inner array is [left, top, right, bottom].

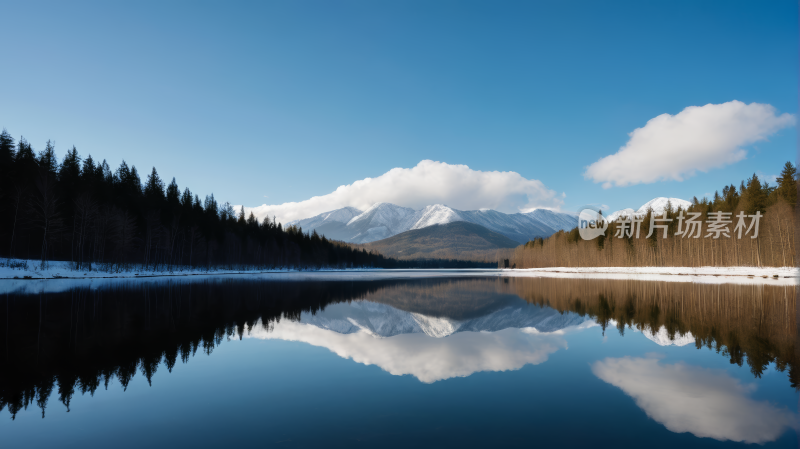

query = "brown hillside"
[[364, 221, 519, 260]]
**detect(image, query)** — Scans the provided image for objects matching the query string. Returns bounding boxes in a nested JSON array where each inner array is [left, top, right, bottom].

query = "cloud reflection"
[[591, 355, 797, 444], [244, 321, 579, 383]]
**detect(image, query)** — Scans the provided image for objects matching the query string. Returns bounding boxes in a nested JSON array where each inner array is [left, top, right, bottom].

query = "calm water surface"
[[0, 273, 797, 448]]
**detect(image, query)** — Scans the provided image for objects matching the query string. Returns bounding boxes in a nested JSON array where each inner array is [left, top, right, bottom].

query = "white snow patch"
[[642, 326, 695, 347], [607, 197, 692, 222]]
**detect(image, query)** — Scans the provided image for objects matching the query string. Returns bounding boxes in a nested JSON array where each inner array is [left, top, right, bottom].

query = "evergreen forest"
[[0, 130, 487, 271], [503, 163, 798, 268]]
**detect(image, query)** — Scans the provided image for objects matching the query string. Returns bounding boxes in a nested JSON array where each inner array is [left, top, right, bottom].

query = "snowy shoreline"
[[0, 258, 376, 280], [502, 266, 798, 278], [0, 258, 796, 284], [497, 266, 798, 286]]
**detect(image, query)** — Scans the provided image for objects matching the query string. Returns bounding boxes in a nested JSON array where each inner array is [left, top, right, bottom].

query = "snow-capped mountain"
[[525, 209, 580, 233], [642, 325, 695, 347], [289, 203, 579, 244], [299, 300, 590, 338], [245, 301, 586, 383], [345, 202, 417, 242], [288, 206, 362, 229], [606, 197, 692, 222]]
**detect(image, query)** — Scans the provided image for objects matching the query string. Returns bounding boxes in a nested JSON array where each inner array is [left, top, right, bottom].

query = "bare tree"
[[114, 209, 138, 269], [30, 170, 61, 269], [73, 193, 98, 270], [143, 210, 163, 270], [167, 210, 181, 270], [187, 225, 200, 267], [8, 183, 28, 259]]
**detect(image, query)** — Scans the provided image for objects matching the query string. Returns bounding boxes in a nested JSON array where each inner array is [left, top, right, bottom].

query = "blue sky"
[[0, 0, 796, 219]]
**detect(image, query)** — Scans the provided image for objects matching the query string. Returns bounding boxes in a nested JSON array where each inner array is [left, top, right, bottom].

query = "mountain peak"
[[287, 206, 363, 227], [408, 204, 461, 230], [637, 197, 691, 214], [291, 202, 581, 244], [607, 197, 691, 222]]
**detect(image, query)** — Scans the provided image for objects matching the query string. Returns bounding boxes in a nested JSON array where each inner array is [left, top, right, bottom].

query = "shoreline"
[[500, 266, 798, 278], [1, 258, 796, 282]]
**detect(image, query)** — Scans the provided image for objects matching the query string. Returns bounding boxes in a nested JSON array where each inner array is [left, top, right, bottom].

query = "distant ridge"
[[606, 197, 692, 222], [364, 221, 520, 260], [289, 203, 578, 244]]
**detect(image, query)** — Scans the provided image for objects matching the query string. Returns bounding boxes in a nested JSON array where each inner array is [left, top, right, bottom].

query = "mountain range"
[[364, 221, 519, 259], [606, 197, 692, 222], [300, 300, 589, 338], [286, 197, 692, 247], [298, 300, 691, 346], [289, 203, 579, 244]]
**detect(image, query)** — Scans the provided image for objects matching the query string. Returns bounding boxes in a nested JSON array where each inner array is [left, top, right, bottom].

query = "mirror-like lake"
[[0, 272, 797, 448]]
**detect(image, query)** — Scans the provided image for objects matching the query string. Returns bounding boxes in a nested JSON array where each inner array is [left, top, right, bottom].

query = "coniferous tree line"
[[0, 278, 420, 419], [0, 129, 485, 270], [502, 163, 798, 268]]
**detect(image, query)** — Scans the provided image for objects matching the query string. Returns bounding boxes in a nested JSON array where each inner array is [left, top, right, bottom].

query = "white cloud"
[[591, 356, 797, 444], [242, 320, 568, 383], [243, 160, 563, 223], [585, 101, 795, 188]]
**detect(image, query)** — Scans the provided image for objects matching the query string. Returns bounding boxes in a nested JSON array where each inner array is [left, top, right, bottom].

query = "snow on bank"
[[0, 258, 796, 294], [504, 266, 797, 277], [0, 259, 305, 280], [499, 266, 798, 286]]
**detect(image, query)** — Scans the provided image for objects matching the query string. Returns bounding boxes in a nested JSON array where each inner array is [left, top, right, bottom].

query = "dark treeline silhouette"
[[2, 276, 796, 420], [0, 129, 492, 270], [0, 277, 442, 419]]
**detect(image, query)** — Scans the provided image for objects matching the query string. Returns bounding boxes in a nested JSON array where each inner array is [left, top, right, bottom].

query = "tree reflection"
[[0, 276, 796, 419], [0, 278, 424, 419], [507, 278, 797, 384]]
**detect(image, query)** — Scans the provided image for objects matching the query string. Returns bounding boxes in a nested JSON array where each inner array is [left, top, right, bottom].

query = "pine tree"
[[14, 137, 38, 184], [166, 177, 180, 207], [144, 167, 165, 204], [115, 160, 131, 185], [100, 160, 113, 184], [0, 128, 14, 177], [181, 187, 193, 208], [59, 146, 81, 183], [193, 194, 203, 214], [129, 166, 142, 195], [0, 129, 14, 202], [204, 194, 218, 217], [58, 146, 82, 207], [81, 155, 96, 185], [776, 161, 797, 206], [38, 140, 59, 178], [746, 173, 767, 215], [724, 184, 739, 211]]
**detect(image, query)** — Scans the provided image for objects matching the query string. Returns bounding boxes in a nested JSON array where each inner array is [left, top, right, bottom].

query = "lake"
[[0, 271, 797, 448]]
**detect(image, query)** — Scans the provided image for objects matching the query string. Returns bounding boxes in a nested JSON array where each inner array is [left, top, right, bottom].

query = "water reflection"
[[507, 277, 797, 382], [592, 355, 798, 444], [242, 316, 594, 383], [0, 275, 796, 430]]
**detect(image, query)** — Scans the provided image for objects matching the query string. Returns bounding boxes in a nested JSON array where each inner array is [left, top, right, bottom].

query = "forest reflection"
[[505, 277, 797, 382], [0, 276, 796, 420]]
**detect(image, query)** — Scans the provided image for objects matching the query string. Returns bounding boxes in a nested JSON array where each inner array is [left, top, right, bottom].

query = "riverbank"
[[1, 258, 796, 283], [0, 258, 349, 280], [498, 266, 798, 286], [503, 266, 798, 278]]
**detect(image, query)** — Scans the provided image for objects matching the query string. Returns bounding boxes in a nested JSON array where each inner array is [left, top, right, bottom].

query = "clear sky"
[[1, 0, 796, 220]]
